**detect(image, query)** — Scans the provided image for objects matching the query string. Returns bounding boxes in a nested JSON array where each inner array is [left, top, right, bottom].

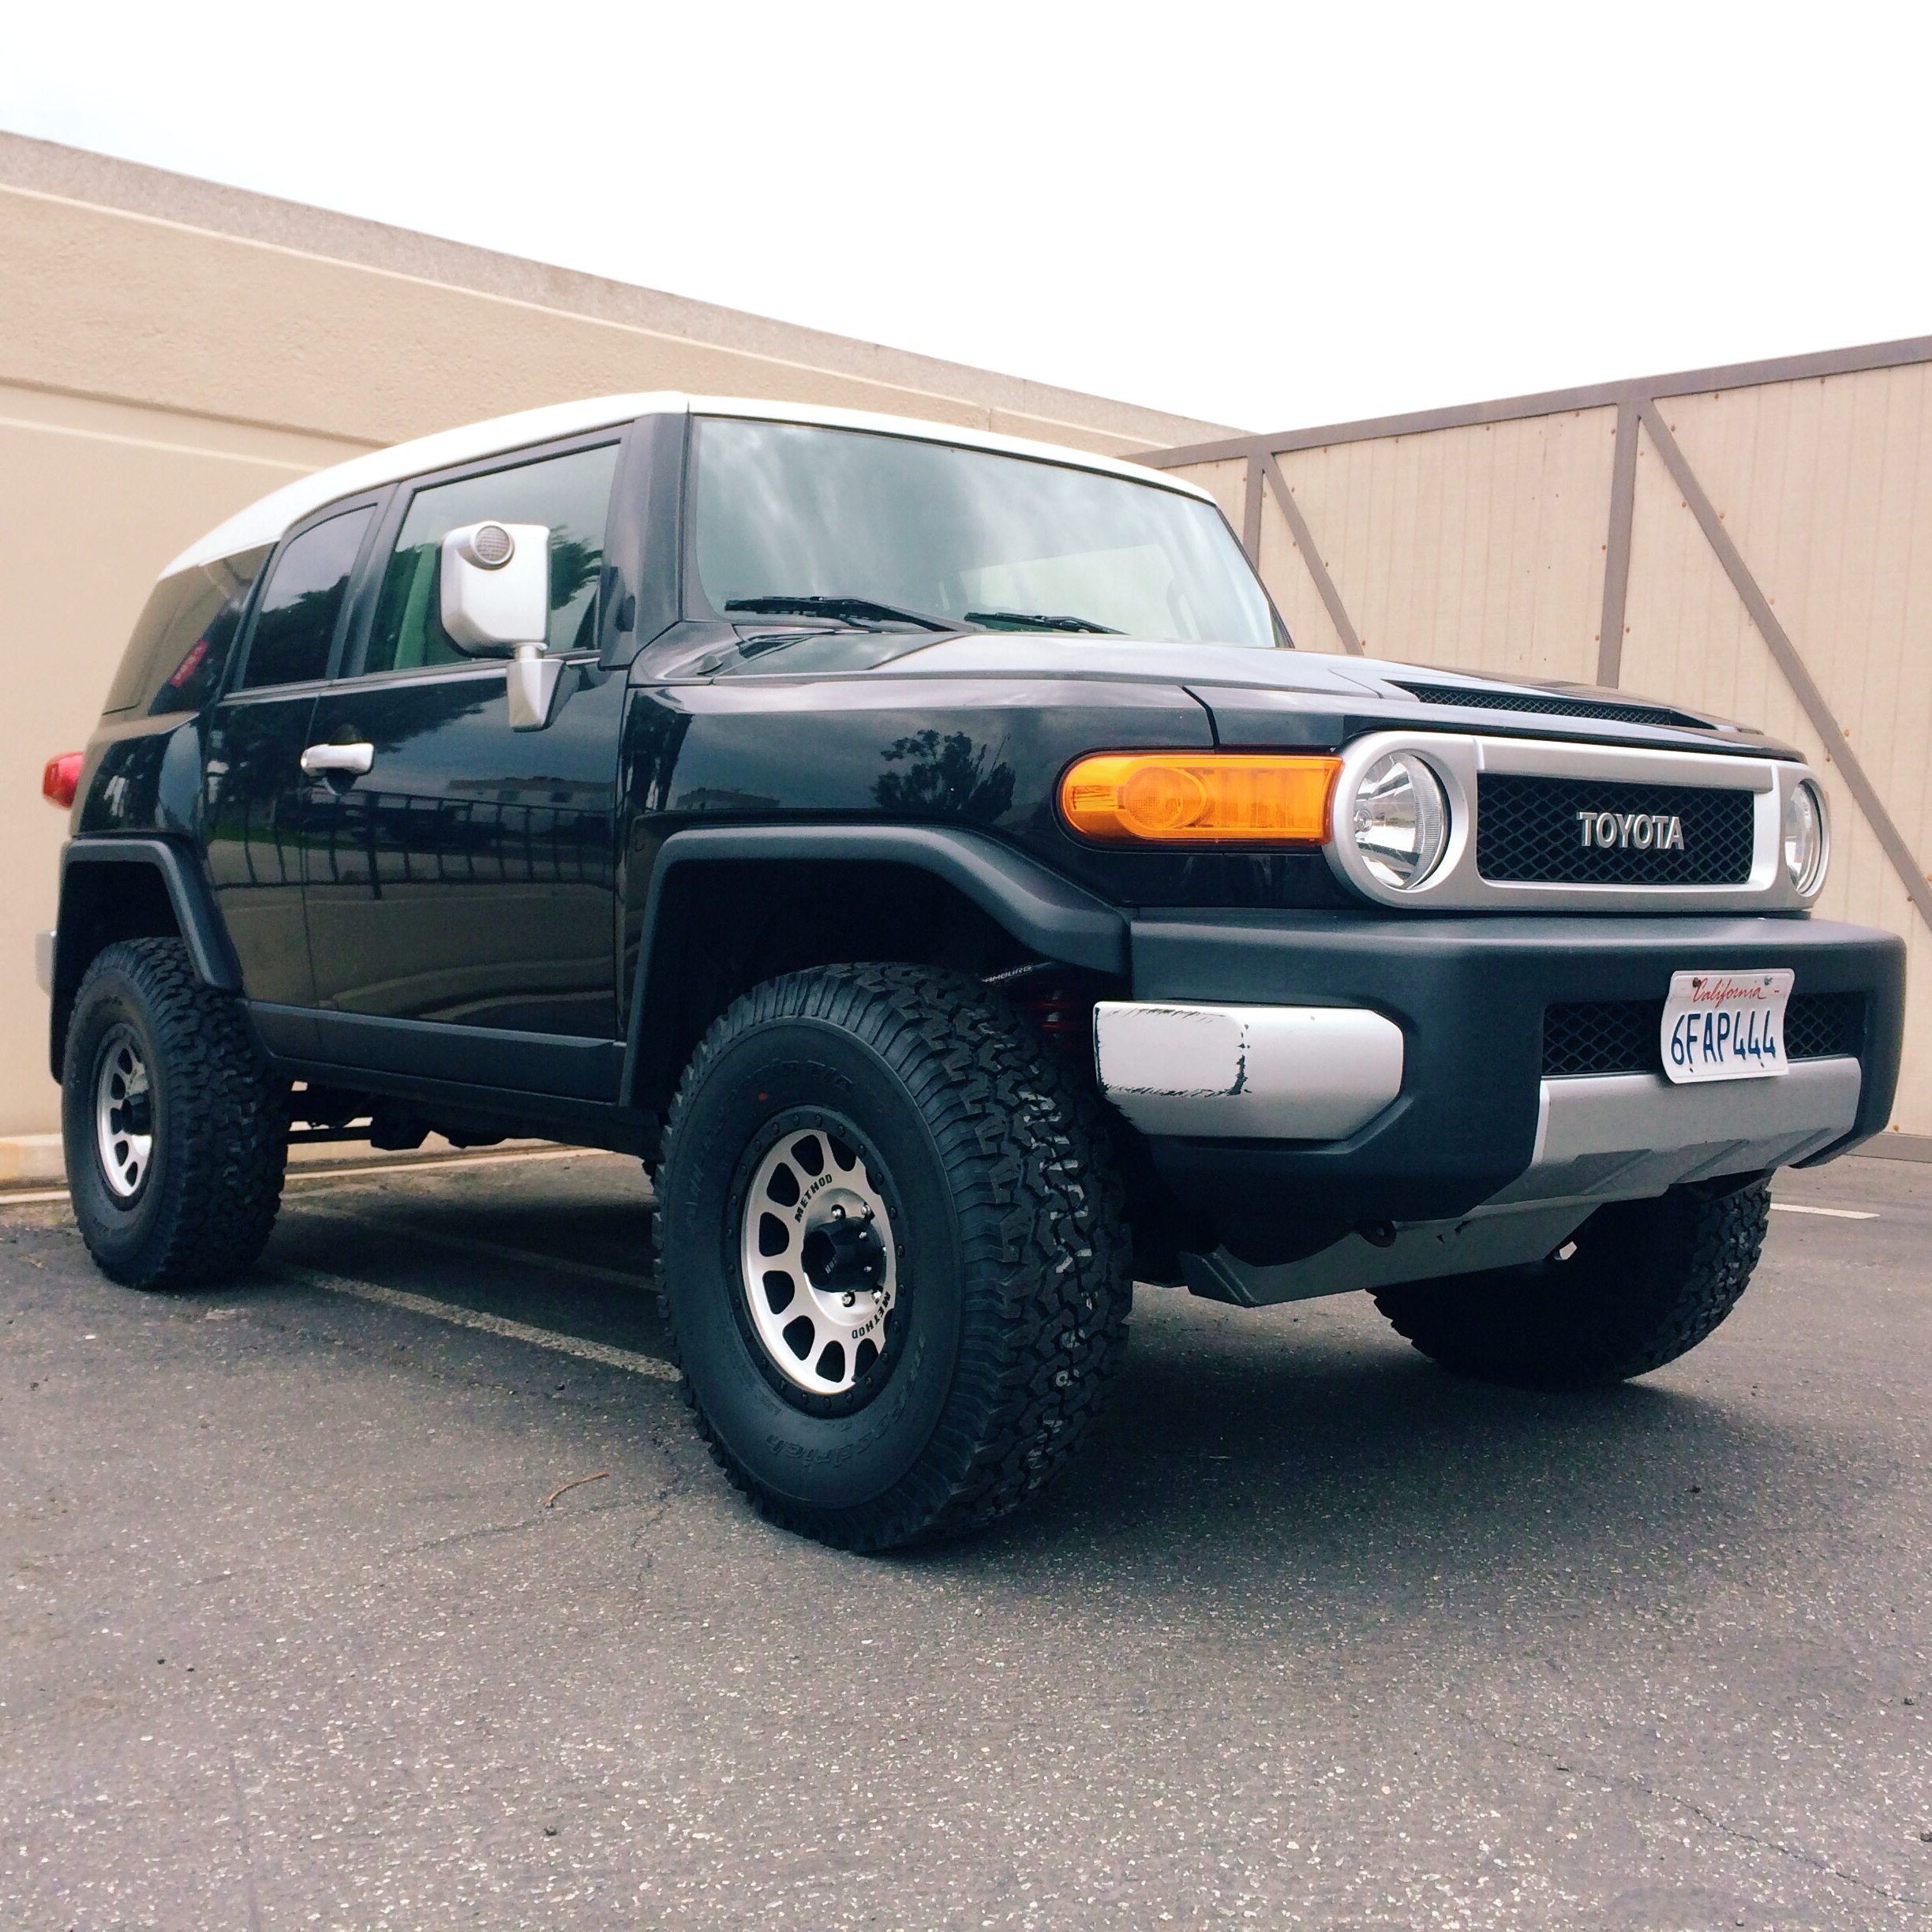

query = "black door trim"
[[254, 1004, 623, 1101]]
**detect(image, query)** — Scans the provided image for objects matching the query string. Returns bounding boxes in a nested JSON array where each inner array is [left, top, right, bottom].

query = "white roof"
[[159, 393, 1212, 580]]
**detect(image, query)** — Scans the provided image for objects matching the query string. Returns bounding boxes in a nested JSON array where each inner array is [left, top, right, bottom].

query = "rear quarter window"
[[102, 547, 272, 717]]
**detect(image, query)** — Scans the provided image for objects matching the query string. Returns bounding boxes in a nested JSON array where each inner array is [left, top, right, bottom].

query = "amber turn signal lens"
[[42, 751, 83, 810], [1059, 753, 1340, 844]]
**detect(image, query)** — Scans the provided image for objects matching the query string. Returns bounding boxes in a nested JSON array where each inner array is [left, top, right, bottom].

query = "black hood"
[[797, 634, 1791, 759]]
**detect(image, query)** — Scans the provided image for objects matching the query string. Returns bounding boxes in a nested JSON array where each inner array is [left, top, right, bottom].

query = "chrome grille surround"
[[1324, 731, 1829, 912]]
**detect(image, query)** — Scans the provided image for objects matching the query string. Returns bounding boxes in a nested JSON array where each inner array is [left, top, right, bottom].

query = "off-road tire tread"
[[654, 963, 1131, 1549], [1374, 1180, 1770, 1391], [65, 938, 286, 1290]]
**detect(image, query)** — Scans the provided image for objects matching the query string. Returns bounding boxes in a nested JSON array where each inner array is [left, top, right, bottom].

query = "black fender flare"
[[52, 838, 241, 1076], [619, 823, 1128, 1110]]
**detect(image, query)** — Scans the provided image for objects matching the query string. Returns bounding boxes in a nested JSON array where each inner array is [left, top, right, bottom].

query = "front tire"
[[62, 938, 286, 1290], [654, 964, 1131, 1550], [1375, 1179, 1771, 1391]]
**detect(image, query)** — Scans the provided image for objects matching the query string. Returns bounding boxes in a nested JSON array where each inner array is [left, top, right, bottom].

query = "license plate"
[[1661, 969, 1792, 1083]]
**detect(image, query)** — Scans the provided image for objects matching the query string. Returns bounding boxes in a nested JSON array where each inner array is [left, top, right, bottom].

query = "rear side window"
[[103, 546, 271, 716], [238, 506, 375, 690], [361, 443, 618, 677]]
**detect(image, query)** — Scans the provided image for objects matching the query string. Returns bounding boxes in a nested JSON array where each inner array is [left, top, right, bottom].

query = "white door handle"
[[300, 741, 374, 777]]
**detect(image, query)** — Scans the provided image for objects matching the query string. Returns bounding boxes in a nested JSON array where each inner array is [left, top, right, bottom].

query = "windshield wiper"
[[725, 595, 1120, 637], [724, 595, 960, 633], [964, 609, 1120, 634]]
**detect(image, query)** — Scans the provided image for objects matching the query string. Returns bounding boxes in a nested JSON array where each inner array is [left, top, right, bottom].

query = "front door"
[[301, 441, 626, 1066]]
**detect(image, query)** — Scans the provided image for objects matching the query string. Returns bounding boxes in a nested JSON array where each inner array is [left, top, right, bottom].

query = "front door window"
[[361, 443, 619, 676]]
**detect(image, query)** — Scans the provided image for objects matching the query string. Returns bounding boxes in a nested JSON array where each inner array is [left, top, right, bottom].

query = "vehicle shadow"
[[268, 1176, 665, 1353], [906, 1287, 1851, 1618], [268, 1178, 1859, 1619]]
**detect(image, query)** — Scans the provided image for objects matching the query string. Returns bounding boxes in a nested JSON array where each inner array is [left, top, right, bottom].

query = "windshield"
[[691, 417, 1282, 648]]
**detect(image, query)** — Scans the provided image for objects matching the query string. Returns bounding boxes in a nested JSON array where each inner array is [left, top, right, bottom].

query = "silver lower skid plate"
[[1179, 1056, 1862, 1307]]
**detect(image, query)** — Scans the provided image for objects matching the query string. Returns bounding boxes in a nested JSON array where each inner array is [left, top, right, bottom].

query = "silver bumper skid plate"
[[1092, 1001, 1404, 1141]]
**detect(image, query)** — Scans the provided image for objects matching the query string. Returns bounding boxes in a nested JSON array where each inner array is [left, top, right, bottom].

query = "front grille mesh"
[[1783, 991, 1864, 1061], [1542, 1001, 1662, 1076], [1477, 773, 1755, 885], [1542, 993, 1866, 1076], [1396, 682, 1712, 732]]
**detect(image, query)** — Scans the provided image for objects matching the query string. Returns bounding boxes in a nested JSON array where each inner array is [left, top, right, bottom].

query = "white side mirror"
[[439, 522, 560, 730], [440, 522, 549, 652]]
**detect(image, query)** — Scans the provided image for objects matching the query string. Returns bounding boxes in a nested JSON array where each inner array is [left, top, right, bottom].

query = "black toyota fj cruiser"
[[44, 395, 1906, 1548]]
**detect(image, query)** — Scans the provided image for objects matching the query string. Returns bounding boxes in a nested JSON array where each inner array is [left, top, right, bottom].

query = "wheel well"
[[627, 855, 1208, 1281], [631, 858, 1064, 1115], [51, 863, 182, 1076]]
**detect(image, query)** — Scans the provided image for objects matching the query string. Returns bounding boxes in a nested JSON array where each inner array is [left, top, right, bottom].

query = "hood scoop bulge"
[[1389, 680, 1717, 732]]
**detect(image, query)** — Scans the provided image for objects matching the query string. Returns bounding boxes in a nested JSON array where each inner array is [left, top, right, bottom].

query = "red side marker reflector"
[[42, 752, 83, 809], [167, 636, 211, 687]]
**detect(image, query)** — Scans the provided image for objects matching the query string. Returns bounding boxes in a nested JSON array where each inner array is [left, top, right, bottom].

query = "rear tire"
[[654, 964, 1131, 1550], [1375, 1178, 1771, 1391], [62, 938, 286, 1290]]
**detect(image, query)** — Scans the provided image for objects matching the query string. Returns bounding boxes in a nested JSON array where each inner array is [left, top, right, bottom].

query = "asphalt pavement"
[[2, 1144, 1929, 1930]]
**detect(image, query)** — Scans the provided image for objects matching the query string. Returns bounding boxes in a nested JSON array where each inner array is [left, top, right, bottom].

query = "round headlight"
[[1783, 780, 1827, 894], [1352, 752, 1449, 889]]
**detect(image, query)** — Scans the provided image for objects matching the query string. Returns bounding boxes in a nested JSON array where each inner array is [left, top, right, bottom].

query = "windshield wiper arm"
[[725, 596, 1118, 637], [963, 609, 1120, 634], [724, 594, 960, 632]]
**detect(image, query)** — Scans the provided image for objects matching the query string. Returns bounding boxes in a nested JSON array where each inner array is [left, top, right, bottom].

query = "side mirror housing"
[[439, 522, 561, 730], [439, 522, 550, 655]]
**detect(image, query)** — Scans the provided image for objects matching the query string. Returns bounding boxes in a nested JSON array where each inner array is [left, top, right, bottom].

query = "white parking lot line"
[[275, 1264, 681, 1383], [0, 1147, 614, 1213], [1770, 1202, 1878, 1220]]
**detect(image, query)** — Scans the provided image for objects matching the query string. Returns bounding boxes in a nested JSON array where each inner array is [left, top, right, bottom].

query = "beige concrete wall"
[[1166, 365, 1932, 1148], [0, 134, 1234, 1136], [0, 133, 1224, 459]]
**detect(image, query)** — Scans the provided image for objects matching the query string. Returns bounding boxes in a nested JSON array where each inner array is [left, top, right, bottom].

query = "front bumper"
[[1121, 910, 1905, 1267]]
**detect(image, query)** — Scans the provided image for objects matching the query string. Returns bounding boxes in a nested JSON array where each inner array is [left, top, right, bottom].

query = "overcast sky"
[[4, 1, 1927, 435]]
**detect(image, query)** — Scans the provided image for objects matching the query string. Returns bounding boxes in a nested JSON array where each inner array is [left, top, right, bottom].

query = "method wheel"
[[1375, 1179, 1771, 1391], [62, 938, 286, 1290], [654, 964, 1131, 1550]]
